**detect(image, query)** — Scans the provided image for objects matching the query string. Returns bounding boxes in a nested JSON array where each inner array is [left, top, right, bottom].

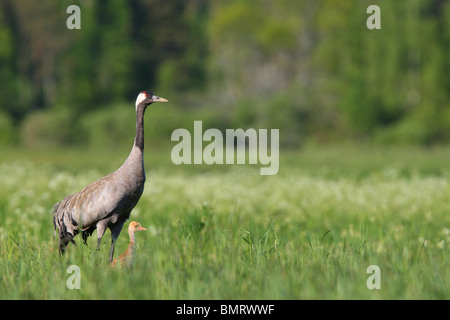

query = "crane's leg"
[[109, 237, 117, 263], [109, 222, 125, 263], [96, 221, 108, 251]]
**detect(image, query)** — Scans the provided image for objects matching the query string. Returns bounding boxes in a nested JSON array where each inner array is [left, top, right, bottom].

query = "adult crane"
[[52, 91, 167, 262]]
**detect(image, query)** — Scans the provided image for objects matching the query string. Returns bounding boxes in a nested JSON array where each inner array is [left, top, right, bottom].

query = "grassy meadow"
[[0, 145, 449, 299]]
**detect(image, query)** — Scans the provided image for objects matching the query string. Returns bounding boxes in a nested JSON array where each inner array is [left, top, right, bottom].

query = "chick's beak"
[[152, 95, 168, 103], [139, 226, 147, 231]]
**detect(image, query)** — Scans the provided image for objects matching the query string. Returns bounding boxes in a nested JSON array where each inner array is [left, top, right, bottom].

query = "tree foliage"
[[0, 0, 449, 147]]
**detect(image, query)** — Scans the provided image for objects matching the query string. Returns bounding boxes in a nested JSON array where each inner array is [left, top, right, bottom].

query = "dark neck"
[[134, 104, 147, 151]]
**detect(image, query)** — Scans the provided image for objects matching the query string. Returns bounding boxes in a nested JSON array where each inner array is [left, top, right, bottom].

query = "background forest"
[[0, 1, 449, 300], [0, 0, 449, 148]]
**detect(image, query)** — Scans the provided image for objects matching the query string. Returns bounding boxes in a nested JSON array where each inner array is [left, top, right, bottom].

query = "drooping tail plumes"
[[52, 196, 78, 255]]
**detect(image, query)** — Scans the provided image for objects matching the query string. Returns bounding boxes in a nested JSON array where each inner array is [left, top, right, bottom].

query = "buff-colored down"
[[111, 221, 147, 267]]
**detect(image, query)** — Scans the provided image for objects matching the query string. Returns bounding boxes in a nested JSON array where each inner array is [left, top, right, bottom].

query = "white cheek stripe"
[[135, 92, 148, 109]]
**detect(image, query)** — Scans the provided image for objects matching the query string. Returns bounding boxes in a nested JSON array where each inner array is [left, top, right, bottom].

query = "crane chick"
[[111, 221, 147, 267], [52, 91, 167, 262]]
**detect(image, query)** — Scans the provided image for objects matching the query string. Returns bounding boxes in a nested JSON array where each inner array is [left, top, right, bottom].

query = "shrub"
[[80, 105, 135, 148], [20, 109, 79, 148], [374, 119, 430, 146], [0, 112, 14, 146], [80, 103, 184, 148]]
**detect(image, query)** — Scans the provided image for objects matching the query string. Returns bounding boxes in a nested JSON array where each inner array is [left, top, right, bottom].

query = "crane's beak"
[[139, 226, 147, 231], [152, 95, 168, 103]]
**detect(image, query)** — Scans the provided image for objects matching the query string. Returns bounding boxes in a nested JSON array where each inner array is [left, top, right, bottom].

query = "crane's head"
[[135, 91, 168, 109], [128, 221, 147, 233]]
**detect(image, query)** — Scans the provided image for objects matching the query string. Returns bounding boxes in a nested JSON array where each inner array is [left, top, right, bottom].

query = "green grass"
[[0, 146, 449, 299]]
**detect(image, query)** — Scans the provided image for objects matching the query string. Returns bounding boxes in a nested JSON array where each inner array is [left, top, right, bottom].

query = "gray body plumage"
[[52, 147, 145, 258], [52, 91, 167, 262]]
